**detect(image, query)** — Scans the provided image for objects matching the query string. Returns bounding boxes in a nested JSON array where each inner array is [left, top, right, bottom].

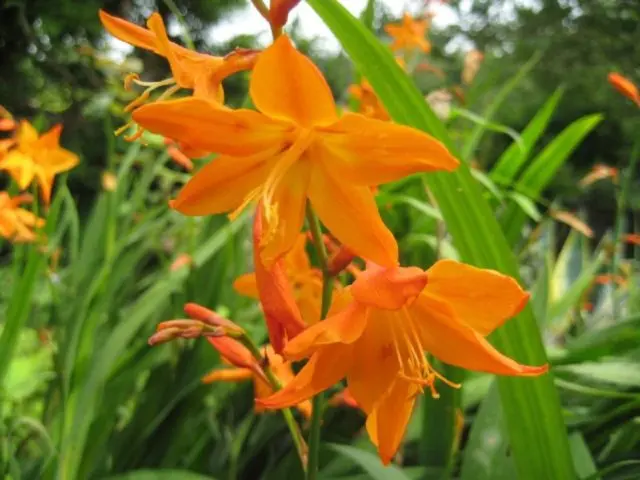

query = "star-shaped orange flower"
[[0, 121, 79, 204], [133, 35, 458, 267], [257, 260, 547, 464], [384, 13, 431, 53], [0, 192, 45, 243]]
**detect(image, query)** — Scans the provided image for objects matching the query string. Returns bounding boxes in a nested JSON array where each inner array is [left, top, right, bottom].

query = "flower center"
[[389, 307, 460, 398]]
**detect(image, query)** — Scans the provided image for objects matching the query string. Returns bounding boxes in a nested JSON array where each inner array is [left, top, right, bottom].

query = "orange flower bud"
[[184, 302, 245, 335], [102, 171, 117, 192], [169, 253, 193, 271], [608, 73, 640, 106], [269, 0, 302, 30]]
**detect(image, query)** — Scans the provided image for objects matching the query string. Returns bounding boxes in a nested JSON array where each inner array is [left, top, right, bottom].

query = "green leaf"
[[306, 1, 575, 479], [556, 360, 640, 387], [502, 114, 602, 246], [491, 88, 564, 186], [569, 433, 598, 480], [103, 470, 216, 480], [324, 444, 412, 480], [508, 191, 542, 221]]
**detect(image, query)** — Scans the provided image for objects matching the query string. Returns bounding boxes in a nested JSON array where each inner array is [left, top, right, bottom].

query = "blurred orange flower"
[[595, 274, 627, 287], [258, 260, 547, 464], [169, 253, 193, 271], [384, 13, 431, 53], [348, 79, 390, 121], [101, 171, 118, 192], [0, 121, 79, 204], [0, 105, 16, 131], [133, 35, 458, 267], [462, 49, 484, 85], [202, 340, 312, 418], [0, 192, 45, 243], [549, 210, 594, 238], [579, 164, 618, 187], [624, 233, 640, 245], [608, 73, 640, 106]]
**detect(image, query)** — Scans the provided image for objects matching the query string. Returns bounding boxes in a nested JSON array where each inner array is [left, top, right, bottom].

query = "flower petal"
[[250, 35, 337, 127], [170, 150, 272, 216], [411, 294, 548, 376], [233, 273, 259, 298], [319, 113, 458, 186], [351, 264, 428, 310], [283, 304, 368, 361], [366, 378, 419, 465], [256, 344, 350, 410], [146, 13, 191, 88], [308, 164, 398, 267], [346, 309, 399, 413], [201, 367, 253, 384], [425, 260, 529, 336], [133, 98, 291, 156], [99, 10, 159, 52], [254, 203, 306, 353], [259, 159, 311, 265]]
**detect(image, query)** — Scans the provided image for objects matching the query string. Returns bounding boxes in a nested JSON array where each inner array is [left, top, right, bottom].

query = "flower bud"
[[269, 0, 302, 30]]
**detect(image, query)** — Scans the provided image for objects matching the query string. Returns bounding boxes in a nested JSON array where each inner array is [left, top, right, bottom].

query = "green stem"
[[305, 205, 334, 480], [162, 0, 195, 50], [236, 333, 308, 470], [610, 139, 639, 319]]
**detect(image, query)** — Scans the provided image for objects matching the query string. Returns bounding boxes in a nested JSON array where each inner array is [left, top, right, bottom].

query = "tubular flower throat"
[[0, 192, 45, 243], [202, 340, 312, 418], [384, 13, 432, 53], [99, 10, 258, 140], [0, 121, 79, 204], [257, 260, 548, 464], [132, 35, 458, 267]]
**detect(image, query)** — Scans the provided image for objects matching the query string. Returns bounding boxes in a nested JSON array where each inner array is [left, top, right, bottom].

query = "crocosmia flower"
[[608, 72, 640, 106], [0, 121, 79, 204], [384, 13, 431, 53], [133, 35, 458, 267], [0, 192, 45, 243], [257, 260, 548, 464]]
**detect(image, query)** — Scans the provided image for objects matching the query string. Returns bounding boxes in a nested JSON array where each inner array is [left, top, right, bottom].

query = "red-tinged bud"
[[269, 0, 302, 30], [150, 319, 223, 346], [184, 302, 245, 335], [328, 245, 356, 277], [148, 327, 183, 346], [207, 336, 269, 385]]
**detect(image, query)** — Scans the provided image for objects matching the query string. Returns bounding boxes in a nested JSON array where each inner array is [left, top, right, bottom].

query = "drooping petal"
[[170, 150, 273, 215], [366, 378, 419, 465], [346, 309, 399, 413], [202, 367, 253, 384], [351, 264, 428, 310], [233, 273, 259, 298], [424, 260, 529, 336], [133, 98, 292, 156], [250, 35, 337, 127], [308, 164, 398, 268], [259, 159, 311, 265], [35, 169, 54, 205], [254, 203, 306, 353], [411, 294, 548, 376], [283, 304, 368, 361], [147, 13, 190, 88], [256, 344, 351, 409], [318, 113, 458, 186]]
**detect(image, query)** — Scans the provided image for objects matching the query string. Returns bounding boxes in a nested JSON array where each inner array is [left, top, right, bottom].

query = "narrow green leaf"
[[103, 470, 216, 480], [568, 433, 599, 480], [325, 444, 411, 480], [509, 191, 542, 221], [491, 88, 564, 186], [306, 2, 575, 478]]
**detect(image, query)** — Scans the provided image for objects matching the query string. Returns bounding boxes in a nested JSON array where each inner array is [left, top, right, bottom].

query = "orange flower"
[[0, 192, 45, 243], [169, 253, 193, 271], [235, 232, 324, 326], [0, 121, 79, 204], [0, 105, 16, 131], [348, 80, 390, 121], [133, 35, 458, 267], [624, 233, 640, 245], [257, 260, 547, 464], [384, 13, 431, 53], [202, 340, 312, 418], [579, 164, 618, 187], [608, 73, 640, 106], [595, 274, 627, 287], [462, 49, 484, 85], [549, 210, 594, 238]]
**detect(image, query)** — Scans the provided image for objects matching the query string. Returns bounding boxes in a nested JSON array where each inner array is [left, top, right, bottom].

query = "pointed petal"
[[133, 98, 291, 156], [35, 170, 54, 204], [233, 273, 259, 298], [259, 159, 311, 265], [0, 151, 35, 189], [254, 203, 306, 353], [17, 120, 38, 144], [256, 345, 350, 409], [351, 264, 428, 310], [39, 124, 62, 147], [308, 165, 398, 267], [147, 13, 191, 88], [207, 337, 257, 371], [44, 149, 80, 175], [319, 113, 458, 186], [99, 9, 159, 52], [201, 367, 253, 384], [366, 378, 419, 465], [346, 309, 399, 413], [250, 35, 337, 127], [170, 150, 272, 216], [283, 304, 368, 361], [425, 260, 529, 336], [411, 294, 548, 376]]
